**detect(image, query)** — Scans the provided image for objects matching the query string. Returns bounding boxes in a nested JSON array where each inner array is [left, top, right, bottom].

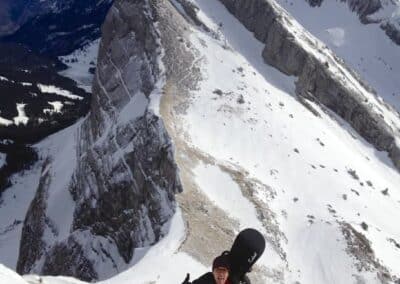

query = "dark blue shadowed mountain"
[[1, 0, 113, 56]]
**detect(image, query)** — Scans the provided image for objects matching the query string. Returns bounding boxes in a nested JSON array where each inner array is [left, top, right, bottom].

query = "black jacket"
[[191, 272, 214, 284], [187, 272, 251, 284], [229, 274, 251, 284]]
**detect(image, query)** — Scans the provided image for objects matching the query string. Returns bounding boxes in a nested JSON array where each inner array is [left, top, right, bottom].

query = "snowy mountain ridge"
[[219, 0, 400, 172], [0, 0, 400, 283], [305, 0, 400, 45]]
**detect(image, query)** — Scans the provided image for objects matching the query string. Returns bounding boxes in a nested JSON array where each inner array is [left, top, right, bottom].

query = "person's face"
[[213, 267, 229, 284]]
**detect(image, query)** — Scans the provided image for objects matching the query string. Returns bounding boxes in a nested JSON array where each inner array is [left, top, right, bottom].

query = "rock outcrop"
[[305, 0, 400, 45], [218, 0, 400, 171], [382, 21, 400, 46], [16, 0, 182, 280], [306, 0, 382, 23]]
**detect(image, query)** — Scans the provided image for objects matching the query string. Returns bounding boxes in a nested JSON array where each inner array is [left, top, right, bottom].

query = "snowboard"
[[228, 228, 266, 279]]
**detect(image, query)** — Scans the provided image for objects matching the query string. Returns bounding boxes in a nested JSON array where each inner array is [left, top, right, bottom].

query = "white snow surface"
[[277, 0, 400, 114], [0, 210, 205, 284], [13, 104, 29, 126], [37, 84, 83, 100], [99, 209, 206, 284], [175, 0, 400, 282], [59, 39, 100, 92], [0, 115, 13, 126], [36, 121, 81, 246], [0, 265, 28, 284], [44, 101, 64, 115], [0, 159, 42, 269], [1, 0, 400, 283], [194, 162, 263, 232], [0, 121, 83, 272]]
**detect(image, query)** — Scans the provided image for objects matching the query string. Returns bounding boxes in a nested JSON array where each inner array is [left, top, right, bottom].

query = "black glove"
[[182, 273, 191, 284]]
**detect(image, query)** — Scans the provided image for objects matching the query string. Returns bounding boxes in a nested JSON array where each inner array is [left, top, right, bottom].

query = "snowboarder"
[[182, 228, 265, 284], [187, 253, 232, 284], [182, 252, 251, 284]]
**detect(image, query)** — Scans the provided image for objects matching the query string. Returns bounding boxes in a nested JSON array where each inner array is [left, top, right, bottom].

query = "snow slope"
[[59, 39, 100, 92], [0, 264, 29, 284], [0, 209, 206, 284], [0, 121, 82, 271], [0, 160, 42, 269], [276, 0, 400, 113], [0, 42, 96, 274], [159, 0, 400, 282], [1, 0, 400, 283]]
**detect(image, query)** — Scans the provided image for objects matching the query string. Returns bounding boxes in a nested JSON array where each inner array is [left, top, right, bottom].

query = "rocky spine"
[[16, 0, 182, 280]]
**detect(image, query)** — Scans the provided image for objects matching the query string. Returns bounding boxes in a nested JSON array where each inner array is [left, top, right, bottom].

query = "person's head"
[[212, 254, 230, 284]]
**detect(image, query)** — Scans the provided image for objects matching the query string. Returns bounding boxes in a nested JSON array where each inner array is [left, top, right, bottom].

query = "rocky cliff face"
[[16, 0, 182, 280], [305, 0, 400, 45], [218, 0, 400, 171], [383, 21, 400, 45], [306, 0, 382, 22]]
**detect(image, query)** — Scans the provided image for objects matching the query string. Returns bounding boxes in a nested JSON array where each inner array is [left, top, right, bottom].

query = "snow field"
[[176, 0, 400, 281], [37, 84, 83, 100], [44, 101, 64, 115], [0, 115, 14, 126], [0, 264, 29, 284], [0, 120, 81, 271], [277, 0, 400, 115], [13, 104, 29, 126], [59, 39, 100, 92], [99, 209, 206, 284], [0, 210, 205, 284], [194, 162, 263, 232], [0, 162, 42, 269], [35, 120, 82, 245]]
